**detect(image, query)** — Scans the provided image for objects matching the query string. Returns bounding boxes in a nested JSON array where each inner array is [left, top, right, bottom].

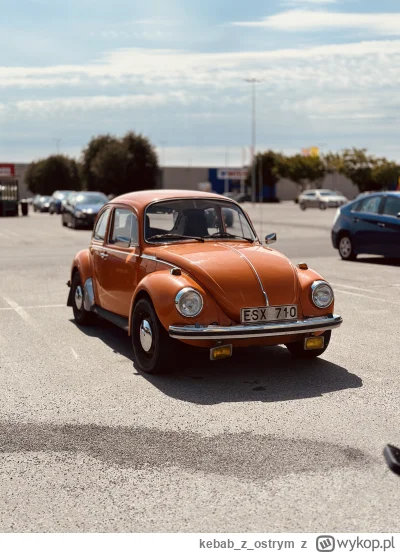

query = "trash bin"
[[20, 199, 29, 216]]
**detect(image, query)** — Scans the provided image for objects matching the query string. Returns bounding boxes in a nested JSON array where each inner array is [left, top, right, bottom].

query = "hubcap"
[[75, 285, 83, 310], [340, 237, 351, 258], [140, 319, 153, 352]]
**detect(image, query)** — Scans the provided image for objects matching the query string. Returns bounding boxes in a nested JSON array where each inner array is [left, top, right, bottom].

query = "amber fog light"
[[210, 344, 232, 361], [304, 336, 325, 350]]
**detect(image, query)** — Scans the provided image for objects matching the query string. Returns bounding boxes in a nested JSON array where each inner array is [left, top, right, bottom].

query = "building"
[[2, 162, 359, 202]]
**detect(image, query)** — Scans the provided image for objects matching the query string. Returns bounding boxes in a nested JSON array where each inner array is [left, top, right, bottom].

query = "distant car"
[[49, 190, 75, 214], [299, 189, 348, 210], [61, 192, 108, 229], [33, 195, 52, 212], [331, 192, 400, 260]]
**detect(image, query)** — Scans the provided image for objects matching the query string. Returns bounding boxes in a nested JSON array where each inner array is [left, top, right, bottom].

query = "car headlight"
[[175, 288, 203, 317], [311, 281, 334, 308]]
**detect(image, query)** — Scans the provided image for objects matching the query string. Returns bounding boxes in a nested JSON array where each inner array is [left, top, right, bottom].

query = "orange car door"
[[90, 207, 113, 308], [98, 207, 140, 317]]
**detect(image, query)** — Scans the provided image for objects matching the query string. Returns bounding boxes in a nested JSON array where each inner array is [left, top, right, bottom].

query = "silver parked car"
[[298, 189, 348, 210]]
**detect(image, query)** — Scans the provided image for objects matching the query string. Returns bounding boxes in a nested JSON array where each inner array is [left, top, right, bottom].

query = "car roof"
[[109, 189, 233, 211]]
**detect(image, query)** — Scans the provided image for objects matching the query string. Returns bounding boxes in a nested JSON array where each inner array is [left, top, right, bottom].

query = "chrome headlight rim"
[[311, 280, 334, 309], [175, 287, 204, 318]]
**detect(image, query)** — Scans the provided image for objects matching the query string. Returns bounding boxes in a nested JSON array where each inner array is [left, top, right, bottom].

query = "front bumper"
[[169, 314, 343, 341]]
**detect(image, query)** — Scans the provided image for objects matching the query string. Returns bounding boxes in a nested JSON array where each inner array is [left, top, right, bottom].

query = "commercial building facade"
[[3, 162, 359, 202]]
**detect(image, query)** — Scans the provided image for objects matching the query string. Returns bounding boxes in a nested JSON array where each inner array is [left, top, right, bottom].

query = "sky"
[[2, 0, 400, 166]]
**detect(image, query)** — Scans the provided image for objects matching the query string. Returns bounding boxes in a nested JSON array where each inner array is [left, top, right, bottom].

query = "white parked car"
[[298, 189, 348, 210]]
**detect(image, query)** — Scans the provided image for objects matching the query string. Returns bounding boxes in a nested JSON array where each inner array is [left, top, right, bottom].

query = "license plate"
[[241, 305, 298, 324]]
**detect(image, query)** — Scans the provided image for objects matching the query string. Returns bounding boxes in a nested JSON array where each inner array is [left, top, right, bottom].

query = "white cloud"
[[232, 10, 400, 35], [280, 0, 337, 5]]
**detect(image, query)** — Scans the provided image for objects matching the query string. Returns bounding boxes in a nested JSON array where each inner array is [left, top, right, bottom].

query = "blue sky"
[[2, 0, 400, 166]]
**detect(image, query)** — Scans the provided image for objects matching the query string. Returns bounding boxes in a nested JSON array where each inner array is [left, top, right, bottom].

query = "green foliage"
[[283, 154, 326, 190], [247, 150, 286, 198], [339, 148, 377, 193], [81, 132, 159, 195], [371, 159, 400, 190], [25, 155, 80, 195]]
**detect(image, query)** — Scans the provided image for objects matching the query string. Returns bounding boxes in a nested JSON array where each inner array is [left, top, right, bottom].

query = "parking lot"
[[1, 202, 400, 532]]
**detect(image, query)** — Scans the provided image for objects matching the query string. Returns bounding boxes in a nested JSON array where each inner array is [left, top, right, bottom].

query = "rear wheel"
[[62, 215, 67, 227], [71, 271, 95, 326], [338, 234, 356, 261], [319, 202, 327, 210], [300, 203, 306, 211], [286, 330, 331, 359], [132, 298, 179, 374]]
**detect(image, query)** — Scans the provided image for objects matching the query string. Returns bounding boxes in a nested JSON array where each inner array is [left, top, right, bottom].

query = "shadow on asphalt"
[[72, 318, 362, 405], [354, 256, 400, 267]]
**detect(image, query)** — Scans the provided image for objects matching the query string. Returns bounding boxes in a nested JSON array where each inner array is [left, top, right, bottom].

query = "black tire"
[[286, 330, 331, 359], [338, 234, 356, 261], [300, 203, 306, 211], [132, 297, 178, 374], [71, 271, 95, 326], [71, 216, 78, 229], [62, 215, 67, 227], [319, 202, 327, 210]]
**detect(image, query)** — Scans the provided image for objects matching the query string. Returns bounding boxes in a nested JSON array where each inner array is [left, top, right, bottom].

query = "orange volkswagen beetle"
[[67, 190, 342, 373]]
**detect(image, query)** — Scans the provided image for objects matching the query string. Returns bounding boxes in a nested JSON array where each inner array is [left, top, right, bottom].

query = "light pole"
[[244, 78, 262, 204]]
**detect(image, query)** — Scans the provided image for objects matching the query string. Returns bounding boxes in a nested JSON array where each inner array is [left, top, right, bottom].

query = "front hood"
[[151, 242, 300, 323]]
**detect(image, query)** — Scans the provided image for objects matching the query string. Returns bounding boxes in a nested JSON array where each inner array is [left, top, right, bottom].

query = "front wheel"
[[300, 203, 306, 211], [286, 330, 331, 359], [71, 271, 95, 326], [132, 298, 179, 374], [319, 202, 327, 210], [338, 234, 356, 261]]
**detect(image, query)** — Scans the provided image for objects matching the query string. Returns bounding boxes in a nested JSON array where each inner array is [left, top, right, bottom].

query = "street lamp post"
[[244, 78, 262, 204]]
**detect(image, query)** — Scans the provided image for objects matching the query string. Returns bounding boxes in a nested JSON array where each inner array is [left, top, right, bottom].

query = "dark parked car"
[[332, 192, 400, 260], [61, 192, 108, 229], [33, 195, 52, 212], [49, 190, 75, 214]]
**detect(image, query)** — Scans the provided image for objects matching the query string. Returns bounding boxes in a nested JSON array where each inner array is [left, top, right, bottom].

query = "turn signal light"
[[304, 336, 324, 350], [297, 263, 308, 270], [210, 345, 232, 361]]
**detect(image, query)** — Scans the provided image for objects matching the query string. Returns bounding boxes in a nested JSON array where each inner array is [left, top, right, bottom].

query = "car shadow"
[[72, 318, 362, 405], [354, 256, 400, 267]]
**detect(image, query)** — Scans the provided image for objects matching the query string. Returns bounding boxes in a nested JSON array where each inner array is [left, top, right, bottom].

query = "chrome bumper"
[[169, 314, 343, 341]]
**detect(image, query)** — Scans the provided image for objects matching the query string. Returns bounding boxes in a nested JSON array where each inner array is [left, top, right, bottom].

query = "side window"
[[383, 196, 400, 217], [109, 208, 138, 247], [358, 196, 382, 214], [93, 209, 111, 241]]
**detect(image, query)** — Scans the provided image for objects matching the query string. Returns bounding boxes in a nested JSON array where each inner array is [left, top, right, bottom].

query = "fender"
[[128, 269, 232, 335], [67, 249, 94, 306], [296, 267, 335, 318]]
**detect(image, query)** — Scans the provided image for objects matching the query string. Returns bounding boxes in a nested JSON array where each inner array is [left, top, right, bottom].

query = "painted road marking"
[[3, 297, 33, 323]]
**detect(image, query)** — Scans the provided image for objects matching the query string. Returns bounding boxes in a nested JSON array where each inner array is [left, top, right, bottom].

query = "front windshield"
[[75, 193, 106, 205], [145, 199, 257, 243]]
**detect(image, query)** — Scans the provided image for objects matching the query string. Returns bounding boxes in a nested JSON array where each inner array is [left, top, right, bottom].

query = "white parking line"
[[331, 283, 374, 293], [2, 297, 33, 323], [70, 347, 79, 360], [0, 304, 66, 311], [335, 289, 400, 305]]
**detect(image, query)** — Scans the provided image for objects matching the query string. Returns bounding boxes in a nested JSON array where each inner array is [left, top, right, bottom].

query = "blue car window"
[[383, 196, 400, 217], [358, 196, 382, 214]]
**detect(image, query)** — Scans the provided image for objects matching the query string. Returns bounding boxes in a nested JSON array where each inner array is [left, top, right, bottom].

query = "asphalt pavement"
[[1, 203, 400, 532]]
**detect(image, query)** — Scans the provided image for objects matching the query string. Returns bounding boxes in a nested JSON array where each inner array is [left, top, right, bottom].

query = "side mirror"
[[265, 233, 277, 245]]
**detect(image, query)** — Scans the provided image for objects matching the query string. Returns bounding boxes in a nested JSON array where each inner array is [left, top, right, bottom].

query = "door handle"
[[99, 252, 109, 259], [353, 218, 360, 223], [377, 222, 386, 228]]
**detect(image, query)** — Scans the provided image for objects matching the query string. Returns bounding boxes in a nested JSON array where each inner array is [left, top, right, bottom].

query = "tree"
[[283, 154, 326, 191], [339, 148, 377, 193], [25, 155, 80, 195], [81, 134, 118, 191], [247, 150, 286, 200], [371, 159, 400, 191], [81, 132, 159, 195]]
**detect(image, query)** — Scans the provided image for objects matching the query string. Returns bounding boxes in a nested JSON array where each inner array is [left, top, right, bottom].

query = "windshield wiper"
[[148, 233, 204, 242], [203, 232, 254, 243]]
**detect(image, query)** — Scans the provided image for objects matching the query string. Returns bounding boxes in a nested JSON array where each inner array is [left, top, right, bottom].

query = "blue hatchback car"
[[332, 192, 400, 260]]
